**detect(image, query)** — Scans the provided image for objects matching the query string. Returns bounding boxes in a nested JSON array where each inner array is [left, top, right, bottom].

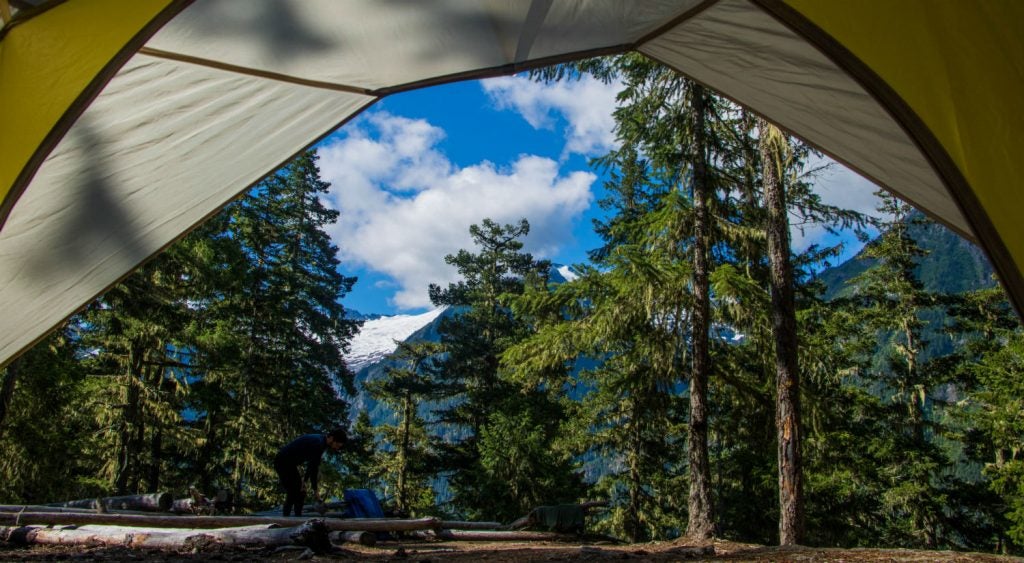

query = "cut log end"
[[291, 520, 331, 554], [329, 530, 376, 546]]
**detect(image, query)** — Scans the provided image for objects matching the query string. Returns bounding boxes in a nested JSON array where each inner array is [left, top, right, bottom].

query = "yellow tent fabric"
[[783, 0, 1024, 316], [0, 0, 179, 222], [0, 0, 1021, 368]]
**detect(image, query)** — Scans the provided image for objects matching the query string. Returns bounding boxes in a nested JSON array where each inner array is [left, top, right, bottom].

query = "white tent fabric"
[[0, 0, 999, 366], [144, 0, 696, 89], [0, 54, 372, 361]]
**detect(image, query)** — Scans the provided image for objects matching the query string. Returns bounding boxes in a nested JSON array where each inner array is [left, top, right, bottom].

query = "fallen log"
[[439, 520, 504, 530], [0, 505, 163, 517], [414, 529, 581, 542], [56, 493, 172, 512], [665, 544, 715, 557], [0, 521, 330, 552], [329, 530, 376, 546], [0, 511, 439, 532], [507, 501, 605, 532], [0, 505, 103, 514], [170, 498, 200, 514], [250, 500, 348, 517]]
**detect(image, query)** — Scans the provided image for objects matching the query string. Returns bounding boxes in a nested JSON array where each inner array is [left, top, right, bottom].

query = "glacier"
[[344, 308, 445, 373]]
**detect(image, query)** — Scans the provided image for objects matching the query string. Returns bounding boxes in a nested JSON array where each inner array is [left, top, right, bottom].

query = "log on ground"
[[56, 493, 173, 512], [170, 498, 200, 514], [415, 529, 582, 542], [0, 521, 331, 552], [250, 500, 348, 517], [439, 520, 504, 530], [0, 505, 165, 517], [0, 511, 439, 532], [329, 530, 376, 546]]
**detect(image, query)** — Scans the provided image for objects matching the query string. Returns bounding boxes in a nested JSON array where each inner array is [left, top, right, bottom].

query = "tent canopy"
[[1, 0, 1022, 367]]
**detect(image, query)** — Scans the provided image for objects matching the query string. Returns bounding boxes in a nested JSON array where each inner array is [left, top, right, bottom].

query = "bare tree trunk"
[[686, 83, 715, 541], [149, 428, 162, 493], [759, 119, 804, 545], [0, 357, 20, 436], [115, 345, 146, 495], [626, 395, 643, 542], [397, 390, 412, 513]]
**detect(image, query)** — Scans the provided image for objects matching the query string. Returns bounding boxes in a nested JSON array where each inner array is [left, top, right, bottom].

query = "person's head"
[[325, 427, 348, 451]]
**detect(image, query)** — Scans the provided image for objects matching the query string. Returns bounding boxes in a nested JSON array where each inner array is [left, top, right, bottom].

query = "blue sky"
[[314, 75, 881, 316]]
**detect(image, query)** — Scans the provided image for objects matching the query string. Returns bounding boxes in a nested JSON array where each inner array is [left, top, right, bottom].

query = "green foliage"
[[0, 150, 359, 511], [428, 218, 582, 521], [949, 287, 1024, 551], [0, 328, 100, 503], [364, 341, 444, 516], [196, 149, 358, 507]]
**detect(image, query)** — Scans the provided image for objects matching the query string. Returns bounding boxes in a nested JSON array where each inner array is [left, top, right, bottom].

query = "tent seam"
[[750, 0, 1024, 317], [137, 47, 377, 96]]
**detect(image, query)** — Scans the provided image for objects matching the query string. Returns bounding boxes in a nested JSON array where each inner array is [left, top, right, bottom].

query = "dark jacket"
[[275, 434, 327, 490]]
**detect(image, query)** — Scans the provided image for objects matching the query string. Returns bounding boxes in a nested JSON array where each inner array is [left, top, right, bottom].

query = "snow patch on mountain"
[[557, 265, 578, 282], [345, 308, 445, 373]]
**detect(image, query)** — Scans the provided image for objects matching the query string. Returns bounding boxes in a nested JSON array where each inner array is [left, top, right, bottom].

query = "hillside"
[[818, 212, 995, 300], [345, 224, 996, 423]]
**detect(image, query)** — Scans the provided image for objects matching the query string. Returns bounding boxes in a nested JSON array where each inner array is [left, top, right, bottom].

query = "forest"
[[1, 55, 1022, 555]]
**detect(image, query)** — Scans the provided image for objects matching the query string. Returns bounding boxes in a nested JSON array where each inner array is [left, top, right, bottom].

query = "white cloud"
[[318, 111, 595, 310], [481, 74, 619, 158], [791, 156, 884, 252]]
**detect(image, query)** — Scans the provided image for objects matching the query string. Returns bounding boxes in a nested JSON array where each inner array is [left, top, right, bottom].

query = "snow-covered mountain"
[[344, 308, 445, 373], [553, 264, 579, 283], [344, 263, 580, 375]]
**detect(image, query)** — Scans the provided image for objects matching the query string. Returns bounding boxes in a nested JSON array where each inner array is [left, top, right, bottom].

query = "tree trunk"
[[686, 82, 715, 541], [149, 428, 162, 493], [61, 493, 173, 512], [1, 521, 329, 552], [0, 357, 20, 436], [626, 395, 643, 542], [759, 119, 804, 545], [115, 345, 145, 495], [398, 390, 412, 513]]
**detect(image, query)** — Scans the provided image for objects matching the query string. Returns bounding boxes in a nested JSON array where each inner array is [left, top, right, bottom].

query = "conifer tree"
[[506, 254, 690, 541], [77, 233, 201, 495], [0, 326, 97, 503], [364, 340, 443, 515], [947, 283, 1024, 551], [429, 218, 580, 521], [198, 150, 359, 507], [842, 193, 954, 547]]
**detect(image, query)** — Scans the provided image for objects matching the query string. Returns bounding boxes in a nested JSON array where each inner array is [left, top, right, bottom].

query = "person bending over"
[[274, 427, 347, 516]]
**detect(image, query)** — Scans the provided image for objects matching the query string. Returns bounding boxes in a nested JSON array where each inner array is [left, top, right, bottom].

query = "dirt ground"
[[1, 537, 1021, 562]]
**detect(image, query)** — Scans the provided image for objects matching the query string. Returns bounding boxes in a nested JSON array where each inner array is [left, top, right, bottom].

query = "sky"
[[314, 74, 883, 316]]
